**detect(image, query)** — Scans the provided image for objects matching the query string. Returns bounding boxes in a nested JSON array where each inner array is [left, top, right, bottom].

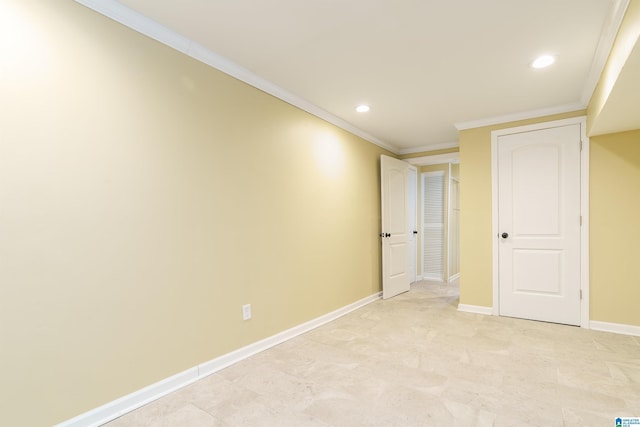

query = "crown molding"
[[406, 152, 459, 166], [397, 141, 459, 155], [454, 102, 585, 131], [73, 0, 399, 154], [580, 0, 631, 105]]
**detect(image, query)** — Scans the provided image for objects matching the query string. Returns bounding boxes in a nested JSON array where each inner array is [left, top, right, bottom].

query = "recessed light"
[[531, 55, 555, 69], [356, 105, 370, 113]]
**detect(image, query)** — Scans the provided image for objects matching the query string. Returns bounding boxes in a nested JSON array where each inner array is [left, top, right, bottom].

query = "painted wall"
[[586, 0, 640, 328], [590, 130, 640, 326], [457, 111, 586, 307], [0, 2, 392, 426]]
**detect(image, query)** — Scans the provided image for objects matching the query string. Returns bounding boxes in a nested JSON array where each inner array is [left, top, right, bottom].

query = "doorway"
[[406, 152, 460, 284]]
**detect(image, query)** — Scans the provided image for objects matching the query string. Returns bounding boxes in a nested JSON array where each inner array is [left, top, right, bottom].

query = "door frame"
[[407, 151, 460, 283], [448, 165, 460, 282], [490, 116, 590, 328]]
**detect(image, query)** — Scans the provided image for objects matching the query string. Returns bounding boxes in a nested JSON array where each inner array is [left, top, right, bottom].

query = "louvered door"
[[422, 171, 445, 281]]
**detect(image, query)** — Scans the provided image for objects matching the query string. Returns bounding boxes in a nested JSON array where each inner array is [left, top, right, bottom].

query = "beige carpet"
[[106, 280, 640, 426]]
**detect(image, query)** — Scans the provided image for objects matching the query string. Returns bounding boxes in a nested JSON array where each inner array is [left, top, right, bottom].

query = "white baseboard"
[[198, 292, 381, 376], [416, 275, 424, 282], [457, 304, 493, 315], [55, 367, 201, 427], [448, 273, 460, 282], [55, 292, 382, 427], [589, 320, 640, 337]]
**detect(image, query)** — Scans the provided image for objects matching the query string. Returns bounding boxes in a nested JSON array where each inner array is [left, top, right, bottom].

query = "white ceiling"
[[100, 0, 623, 153]]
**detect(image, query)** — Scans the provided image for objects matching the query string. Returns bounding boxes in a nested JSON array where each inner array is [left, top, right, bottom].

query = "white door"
[[497, 124, 581, 325], [422, 171, 445, 281], [408, 166, 418, 284], [381, 155, 410, 299]]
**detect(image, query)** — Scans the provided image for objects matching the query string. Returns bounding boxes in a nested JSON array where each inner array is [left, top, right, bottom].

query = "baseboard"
[[415, 275, 424, 282], [55, 367, 201, 427], [457, 304, 493, 315], [589, 320, 640, 337], [198, 291, 382, 376], [448, 273, 460, 281], [55, 292, 382, 427]]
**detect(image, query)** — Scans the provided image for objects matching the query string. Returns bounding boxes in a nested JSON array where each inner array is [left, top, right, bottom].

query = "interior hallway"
[[106, 280, 640, 426]]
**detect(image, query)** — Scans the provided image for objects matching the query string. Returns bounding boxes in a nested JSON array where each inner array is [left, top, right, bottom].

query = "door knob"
[[501, 232, 509, 239], [413, 230, 418, 235], [386, 233, 391, 237]]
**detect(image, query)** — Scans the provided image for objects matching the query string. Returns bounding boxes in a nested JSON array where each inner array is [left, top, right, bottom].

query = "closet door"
[[496, 124, 581, 325], [422, 171, 445, 281]]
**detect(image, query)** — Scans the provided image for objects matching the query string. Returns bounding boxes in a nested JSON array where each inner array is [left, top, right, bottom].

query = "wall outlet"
[[242, 304, 252, 321]]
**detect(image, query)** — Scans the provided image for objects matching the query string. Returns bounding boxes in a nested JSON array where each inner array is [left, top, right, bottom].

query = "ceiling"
[[97, 0, 624, 153], [588, 5, 640, 137]]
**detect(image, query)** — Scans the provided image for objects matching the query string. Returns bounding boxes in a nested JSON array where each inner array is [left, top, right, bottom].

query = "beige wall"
[[457, 111, 586, 307], [0, 2, 392, 426], [590, 130, 640, 326]]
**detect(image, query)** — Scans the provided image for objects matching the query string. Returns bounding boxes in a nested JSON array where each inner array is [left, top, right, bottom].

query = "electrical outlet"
[[242, 304, 251, 321]]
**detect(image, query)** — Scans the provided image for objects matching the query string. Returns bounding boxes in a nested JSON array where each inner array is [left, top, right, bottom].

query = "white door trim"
[[447, 163, 452, 282], [491, 116, 589, 328]]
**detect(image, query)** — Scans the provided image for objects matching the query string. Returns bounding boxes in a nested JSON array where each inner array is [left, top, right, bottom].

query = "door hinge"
[[580, 215, 582, 226], [580, 289, 583, 300], [580, 140, 583, 151]]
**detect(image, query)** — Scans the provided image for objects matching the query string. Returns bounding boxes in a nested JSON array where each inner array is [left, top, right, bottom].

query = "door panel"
[[408, 167, 417, 283], [422, 172, 445, 281], [513, 249, 562, 294], [388, 169, 406, 233], [498, 124, 581, 325], [512, 145, 560, 235], [381, 155, 410, 299]]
